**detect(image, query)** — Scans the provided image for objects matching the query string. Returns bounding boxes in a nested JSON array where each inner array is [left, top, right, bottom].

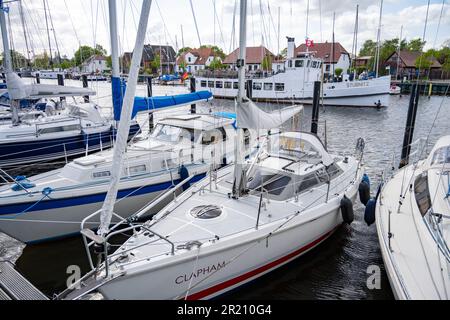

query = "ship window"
[[190, 205, 222, 219], [247, 169, 291, 197], [253, 82, 262, 90], [201, 129, 222, 145], [93, 171, 111, 179], [297, 174, 320, 193], [208, 81, 214, 88], [233, 82, 239, 89], [431, 146, 450, 165], [295, 60, 304, 68], [39, 124, 81, 134], [200, 80, 207, 87], [264, 83, 273, 91], [224, 81, 232, 89], [414, 173, 432, 217], [275, 83, 285, 91], [215, 81, 223, 88], [311, 61, 318, 68], [129, 164, 146, 175]]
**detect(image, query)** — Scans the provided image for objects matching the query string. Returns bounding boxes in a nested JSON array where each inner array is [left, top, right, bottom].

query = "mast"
[[395, 25, 403, 80], [18, 0, 31, 69], [189, 0, 202, 47], [98, 0, 152, 236], [0, 0, 19, 125], [277, 7, 280, 56], [43, 0, 53, 70], [375, 0, 383, 78], [47, 0, 62, 66], [351, 5, 359, 77], [332, 12, 335, 79], [232, 0, 247, 198], [109, 0, 121, 113]]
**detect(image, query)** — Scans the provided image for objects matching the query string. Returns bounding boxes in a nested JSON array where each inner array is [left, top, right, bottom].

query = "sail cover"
[[113, 91, 213, 121], [6, 72, 96, 100], [237, 99, 303, 129]]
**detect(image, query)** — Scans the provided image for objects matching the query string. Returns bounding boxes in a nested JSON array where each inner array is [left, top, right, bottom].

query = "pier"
[[392, 80, 450, 96]]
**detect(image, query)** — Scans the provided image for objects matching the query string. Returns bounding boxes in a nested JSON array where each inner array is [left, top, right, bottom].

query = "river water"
[[0, 79, 449, 300]]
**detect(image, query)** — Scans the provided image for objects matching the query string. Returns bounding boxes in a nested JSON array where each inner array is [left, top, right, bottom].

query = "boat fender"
[[179, 165, 190, 191], [364, 199, 377, 226], [340, 196, 354, 224], [11, 176, 36, 192], [359, 177, 371, 206]]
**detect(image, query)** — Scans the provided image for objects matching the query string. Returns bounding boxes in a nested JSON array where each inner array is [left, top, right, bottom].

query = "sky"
[[4, 0, 450, 60]]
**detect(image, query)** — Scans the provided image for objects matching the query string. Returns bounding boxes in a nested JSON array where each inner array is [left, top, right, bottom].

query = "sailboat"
[[373, 82, 450, 299], [58, 0, 365, 300]]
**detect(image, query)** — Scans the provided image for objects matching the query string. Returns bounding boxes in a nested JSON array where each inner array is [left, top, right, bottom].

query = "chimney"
[[287, 37, 295, 59]]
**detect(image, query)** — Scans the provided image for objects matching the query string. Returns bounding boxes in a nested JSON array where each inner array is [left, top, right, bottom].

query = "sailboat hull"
[[95, 190, 358, 300]]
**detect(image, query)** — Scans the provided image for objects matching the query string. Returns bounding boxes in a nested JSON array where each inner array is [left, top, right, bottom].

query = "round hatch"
[[190, 205, 222, 220]]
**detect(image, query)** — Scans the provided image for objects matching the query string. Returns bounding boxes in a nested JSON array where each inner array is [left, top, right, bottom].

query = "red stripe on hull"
[[186, 227, 338, 300]]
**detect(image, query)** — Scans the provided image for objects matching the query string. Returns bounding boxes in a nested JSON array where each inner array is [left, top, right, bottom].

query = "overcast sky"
[[4, 0, 450, 59]]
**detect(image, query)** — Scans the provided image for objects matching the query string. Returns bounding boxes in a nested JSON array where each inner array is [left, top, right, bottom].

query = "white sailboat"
[[58, 0, 365, 300], [375, 136, 450, 299]]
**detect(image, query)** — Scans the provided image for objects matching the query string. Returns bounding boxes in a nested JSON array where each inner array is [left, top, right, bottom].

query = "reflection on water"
[[1, 80, 449, 299]]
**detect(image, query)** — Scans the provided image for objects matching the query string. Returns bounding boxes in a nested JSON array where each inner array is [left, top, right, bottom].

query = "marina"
[[0, 0, 449, 303]]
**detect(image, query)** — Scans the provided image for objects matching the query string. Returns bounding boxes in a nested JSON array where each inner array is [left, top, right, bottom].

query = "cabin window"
[[93, 171, 111, 179], [208, 81, 214, 88], [233, 82, 239, 89], [295, 60, 304, 68], [39, 124, 81, 134], [275, 83, 285, 91], [200, 80, 207, 88], [224, 81, 232, 89], [431, 146, 450, 165], [311, 61, 318, 68], [201, 129, 222, 145], [215, 81, 223, 88], [264, 83, 273, 91], [247, 170, 291, 196], [129, 164, 146, 175], [414, 173, 432, 217], [253, 82, 262, 90], [297, 174, 320, 193]]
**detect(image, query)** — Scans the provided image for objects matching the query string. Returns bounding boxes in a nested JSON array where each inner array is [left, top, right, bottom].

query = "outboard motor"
[[340, 195, 354, 225]]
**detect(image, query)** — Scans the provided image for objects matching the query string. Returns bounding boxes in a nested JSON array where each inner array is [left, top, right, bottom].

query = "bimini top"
[[157, 114, 235, 131], [424, 135, 450, 169]]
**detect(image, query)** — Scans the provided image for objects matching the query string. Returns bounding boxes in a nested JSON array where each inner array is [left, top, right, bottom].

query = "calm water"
[[1, 80, 449, 300]]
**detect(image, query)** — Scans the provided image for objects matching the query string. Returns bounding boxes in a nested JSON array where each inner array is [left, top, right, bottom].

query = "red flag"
[[306, 39, 314, 48]]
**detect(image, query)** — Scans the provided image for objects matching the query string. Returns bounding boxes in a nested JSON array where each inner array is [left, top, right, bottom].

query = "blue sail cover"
[[159, 74, 180, 82], [112, 77, 212, 121]]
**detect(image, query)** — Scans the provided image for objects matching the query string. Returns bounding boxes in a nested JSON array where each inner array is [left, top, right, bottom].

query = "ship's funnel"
[[287, 37, 295, 59]]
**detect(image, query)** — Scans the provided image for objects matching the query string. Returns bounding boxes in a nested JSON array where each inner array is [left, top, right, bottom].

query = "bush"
[[335, 68, 343, 77]]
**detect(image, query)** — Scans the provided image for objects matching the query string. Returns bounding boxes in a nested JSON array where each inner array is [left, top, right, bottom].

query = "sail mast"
[[232, 0, 248, 198], [97, 0, 152, 236], [43, 0, 53, 70], [375, 0, 383, 78]]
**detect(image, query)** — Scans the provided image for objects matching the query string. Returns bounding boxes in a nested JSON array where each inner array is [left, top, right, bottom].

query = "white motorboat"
[[58, 0, 365, 301], [31, 70, 66, 80], [389, 85, 401, 95], [375, 136, 450, 299]]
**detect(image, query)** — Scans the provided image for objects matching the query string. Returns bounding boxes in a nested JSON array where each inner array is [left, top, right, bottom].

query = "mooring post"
[[399, 83, 420, 169], [190, 77, 196, 114], [246, 79, 253, 100], [57, 73, 65, 103], [147, 76, 154, 132], [1, 73, 5, 83], [82, 75, 89, 103], [35, 72, 40, 84], [311, 81, 321, 135]]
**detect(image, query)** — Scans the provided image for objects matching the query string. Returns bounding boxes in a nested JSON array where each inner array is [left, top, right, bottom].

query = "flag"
[[181, 72, 189, 81], [306, 39, 314, 48]]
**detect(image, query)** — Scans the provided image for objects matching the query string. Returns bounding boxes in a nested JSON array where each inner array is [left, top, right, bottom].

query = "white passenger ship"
[[196, 38, 390, 108]]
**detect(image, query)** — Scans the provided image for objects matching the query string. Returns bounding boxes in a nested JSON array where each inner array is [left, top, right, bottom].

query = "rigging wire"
[[189, 0, 202, 47]]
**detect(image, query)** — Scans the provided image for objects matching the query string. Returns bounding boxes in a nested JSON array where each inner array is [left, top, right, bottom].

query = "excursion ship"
[[196, 38, 391, 107]]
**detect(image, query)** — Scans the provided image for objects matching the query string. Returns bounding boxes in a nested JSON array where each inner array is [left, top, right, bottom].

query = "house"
[[354, 56, 372, 68], [81, 55, 108, 73], [223, 46, 275, 72], [123, 44, 176, 74], [175, 47, 219, 73], [295, 42, 351, 77], [384, 50, 442, 80]]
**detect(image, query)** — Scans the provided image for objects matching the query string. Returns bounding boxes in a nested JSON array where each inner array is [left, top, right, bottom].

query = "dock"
[[392, 80, 450, 96], [0, 261, 49, 300]]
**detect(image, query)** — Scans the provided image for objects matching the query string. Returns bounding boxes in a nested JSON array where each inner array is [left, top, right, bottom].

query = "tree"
[[208, 57, 224, 70], [1, 50, 28, 69], [200, 45, 226, 60], [106, 55, 112, 69], [178, 60, 187, 72], [335, 68, 343, 77], [73, 45, 107, 66], [407, 38, 426, 52], [280, 48, 287, 58], [359, 40, 377, 57], [34, 52, 50, 69], [151, 53, 161, 72], [59, 59, 74, 70], [261, 54, 272, 71], [177, 47, 192, 56]]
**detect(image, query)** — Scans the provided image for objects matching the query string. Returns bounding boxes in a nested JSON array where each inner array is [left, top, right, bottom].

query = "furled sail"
[[113, 90, 213, 121], [6, 72, 96, 100], [237, 98, 303, 129]]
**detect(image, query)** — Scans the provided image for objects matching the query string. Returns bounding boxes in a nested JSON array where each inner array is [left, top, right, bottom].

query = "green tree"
[[106, 55, 112, 69], [34, 52, 50, 69], [280, 48, 287, 58], [208, 57, 224, 70], [359, 40, 377, 57], [335, 68, 343, 77], [59, 59, 74, 70], [151, 54, 161, 72], [200, 45, 226, 60], [177, 47, 192, 56], [73, 45, 107, 66], [261, 54, 272, 71], [408, 38, 426, 52], [178, 60, 187, 72]]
